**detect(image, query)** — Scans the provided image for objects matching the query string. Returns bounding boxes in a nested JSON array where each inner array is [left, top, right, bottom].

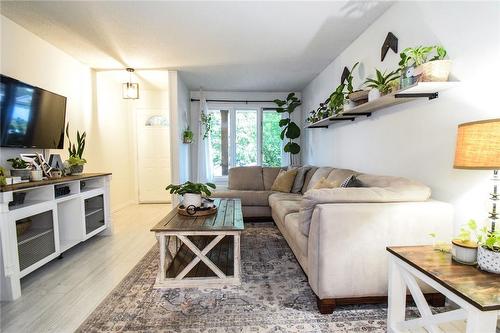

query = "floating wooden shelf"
[[306, 82, 458, 129]]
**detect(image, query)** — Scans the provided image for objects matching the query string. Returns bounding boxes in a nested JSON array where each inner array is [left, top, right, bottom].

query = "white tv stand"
[[0, 173, 112, 301]]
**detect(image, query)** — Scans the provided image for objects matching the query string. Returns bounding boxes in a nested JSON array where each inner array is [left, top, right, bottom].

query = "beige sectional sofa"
[[214, 166, 453, 313]]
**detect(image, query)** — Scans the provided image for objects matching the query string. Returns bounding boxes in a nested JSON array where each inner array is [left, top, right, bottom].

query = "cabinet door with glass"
[[84, 194, 106, 237]]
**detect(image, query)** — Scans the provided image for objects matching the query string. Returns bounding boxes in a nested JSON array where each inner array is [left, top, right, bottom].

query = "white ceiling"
[[0, 1, 392, 91]]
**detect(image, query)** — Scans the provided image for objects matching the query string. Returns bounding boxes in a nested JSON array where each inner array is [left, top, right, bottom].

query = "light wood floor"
[[0, 203, 170, 333], [0, 204, 487, 333]]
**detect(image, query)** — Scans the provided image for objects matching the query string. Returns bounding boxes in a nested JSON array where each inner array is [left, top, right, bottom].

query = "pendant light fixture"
[[122, 68, 139, 99]]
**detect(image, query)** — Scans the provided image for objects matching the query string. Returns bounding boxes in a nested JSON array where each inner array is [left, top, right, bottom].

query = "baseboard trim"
[[317, 293, 445, 314]]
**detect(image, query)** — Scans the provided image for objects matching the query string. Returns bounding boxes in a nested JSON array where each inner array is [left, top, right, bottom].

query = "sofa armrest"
[[306, 201, 453, 299]]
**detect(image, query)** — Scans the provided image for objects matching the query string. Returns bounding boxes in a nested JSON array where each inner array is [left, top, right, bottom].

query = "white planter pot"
[[451, 240, 477, 265], [368, 88, 381, 102], [30, 170, 43, 181], [183, 193, 202, 208], [477, 246, 500, 274]]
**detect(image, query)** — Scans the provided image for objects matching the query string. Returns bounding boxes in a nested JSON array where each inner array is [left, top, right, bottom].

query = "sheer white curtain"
[[196, 94, 213, 183]]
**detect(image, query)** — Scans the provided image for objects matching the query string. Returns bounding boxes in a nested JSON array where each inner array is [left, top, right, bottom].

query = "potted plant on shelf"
[[65, 123, 87, 175], [364, 69, 400, 101], [273, 93, 302, 164], [344, 62, 367, 110], [6, 157, 31, 180], [327, 83, 346, 116], [451, 219, 482, 265], [0, 166, 6, 186], [166, 181, 216, 208], [399, 45, 451, 88], [183, 127, 193, 144]]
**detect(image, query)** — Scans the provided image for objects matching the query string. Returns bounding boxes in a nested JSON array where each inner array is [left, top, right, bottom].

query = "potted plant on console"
[[6, 157, 31, 180], [166, 181, 216, 208], [65, 123, 87, 175]]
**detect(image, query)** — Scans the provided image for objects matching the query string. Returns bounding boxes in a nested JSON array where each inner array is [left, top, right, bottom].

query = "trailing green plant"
[[457, 219, 485, 244], [400, 45, 448, 67], [7, 157, 29, 169], [345, 62, 359, 94], [166, 181, 216, 197], [364, 69, 400, 94], [200, 111, 213, 140], [273, 93, 302, 158], [327, 83, 346, 115]]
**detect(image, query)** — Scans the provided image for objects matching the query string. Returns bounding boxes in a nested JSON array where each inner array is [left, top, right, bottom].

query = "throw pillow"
[[271, 169, 298, 193], [340, 174, 364, 188], [312, 177, 340, 189], [291, 166, 311, 193]]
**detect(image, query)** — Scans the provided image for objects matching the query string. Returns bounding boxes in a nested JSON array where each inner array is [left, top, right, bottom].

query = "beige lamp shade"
[[453, 118, 500, 169]]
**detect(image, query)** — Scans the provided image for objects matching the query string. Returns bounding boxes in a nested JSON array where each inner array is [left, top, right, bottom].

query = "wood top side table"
[[151, 198, 244, 288], [387, 246, 500, 333]]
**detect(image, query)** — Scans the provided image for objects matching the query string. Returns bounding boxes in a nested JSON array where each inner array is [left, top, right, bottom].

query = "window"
[[208, 106, 282, 178]]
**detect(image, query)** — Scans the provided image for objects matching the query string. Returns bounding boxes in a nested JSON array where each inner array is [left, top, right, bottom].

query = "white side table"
[[387, 246, 499, 333]]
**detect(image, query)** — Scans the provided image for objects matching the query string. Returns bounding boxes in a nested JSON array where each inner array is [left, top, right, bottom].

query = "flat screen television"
[[0, 74, 67, 149]]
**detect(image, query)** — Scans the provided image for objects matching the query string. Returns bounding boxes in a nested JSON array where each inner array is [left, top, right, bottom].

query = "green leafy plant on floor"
[[364, 69, 400, 94], [7, 157, 29, 169], [274, 93, 302, 160], [65, 123, 87, 166], [166, 181, 216, 197]]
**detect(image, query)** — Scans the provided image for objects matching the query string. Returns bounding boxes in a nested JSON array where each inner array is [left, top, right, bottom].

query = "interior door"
[[136, 109, 171, 203]]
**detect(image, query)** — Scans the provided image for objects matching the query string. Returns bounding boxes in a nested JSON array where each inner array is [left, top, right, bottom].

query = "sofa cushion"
[[228, 166, 264, 191], [291, 166, 311, 193], [214, 190, 272, 206], [306, 167, 333, 192], [273, 200, 302, 223], [327, 168, 358, 185], [284, 212, 308, 257], [268, 192, 302, 208], [263, 167, 283, 190], [312, 177, 340, 189], [271, 169, 298, 193], [301, 166, 318, 193]]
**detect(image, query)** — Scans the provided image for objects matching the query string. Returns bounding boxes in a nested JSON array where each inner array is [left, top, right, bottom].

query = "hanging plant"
[[200, 111, 213, 140], [273, 93, 302, 161]]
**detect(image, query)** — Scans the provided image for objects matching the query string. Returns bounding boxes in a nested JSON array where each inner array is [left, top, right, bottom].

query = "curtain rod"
[[190, 98, 275, 104]]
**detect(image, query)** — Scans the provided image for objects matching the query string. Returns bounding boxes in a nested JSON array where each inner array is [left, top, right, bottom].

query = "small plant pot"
[[183, 193, 202, 208], [348, 90, 369, 103], [477, 246, 500, 274], [421, 60, 452, 82], [70, 165, 84, 175], [10, 169, 31, 181], [368, 88, 381, 102], [30, 170, 43, 181], [451, 239, 478, 265], [183, 137, 193, 144]]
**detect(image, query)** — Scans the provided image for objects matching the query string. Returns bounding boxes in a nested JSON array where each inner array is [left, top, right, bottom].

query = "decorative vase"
[[421, 60, 452, 82], [477, 246, 500, 274], [451, 239, 478, 265], [183, 193, 202, 208], [10, 168, 31, 180], [368, 88, 381, 102], [70, 165, 84, 175]]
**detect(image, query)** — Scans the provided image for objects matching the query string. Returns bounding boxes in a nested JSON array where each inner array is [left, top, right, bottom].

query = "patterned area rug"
[[78, 223, 411, 332]]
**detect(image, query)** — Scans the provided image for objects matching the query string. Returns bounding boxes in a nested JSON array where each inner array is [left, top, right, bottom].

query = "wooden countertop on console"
[[0, 173, 112, 192]]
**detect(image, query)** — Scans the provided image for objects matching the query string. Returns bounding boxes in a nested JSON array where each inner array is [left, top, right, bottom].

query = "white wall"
[[189, 90, 302, 180], [301, 1, 500, 232], [0, 16, 136, 211]]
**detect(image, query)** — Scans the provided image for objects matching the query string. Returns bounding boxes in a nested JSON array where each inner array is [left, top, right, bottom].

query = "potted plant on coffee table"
[[65, 123, 87, 175], [451, 219, 482, 265], [166, 181, 216, 208], [6, 157, 31, 180], [477, 228, 500, 274]]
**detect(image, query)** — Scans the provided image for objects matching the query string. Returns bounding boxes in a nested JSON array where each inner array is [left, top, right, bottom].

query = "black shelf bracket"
[[381, 32, 398, 61], [345, 112, 372, 117], [329, 117, 356, 122], [395, 92, 439, 100], [308, 125, 329, 129]]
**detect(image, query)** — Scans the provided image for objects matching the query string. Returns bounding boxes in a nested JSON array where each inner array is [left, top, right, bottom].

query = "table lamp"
[[454, 118, 500, 232]]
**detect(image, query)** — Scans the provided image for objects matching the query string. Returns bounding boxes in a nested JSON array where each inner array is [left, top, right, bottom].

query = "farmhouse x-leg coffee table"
[[151, 198, 244, 288]]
